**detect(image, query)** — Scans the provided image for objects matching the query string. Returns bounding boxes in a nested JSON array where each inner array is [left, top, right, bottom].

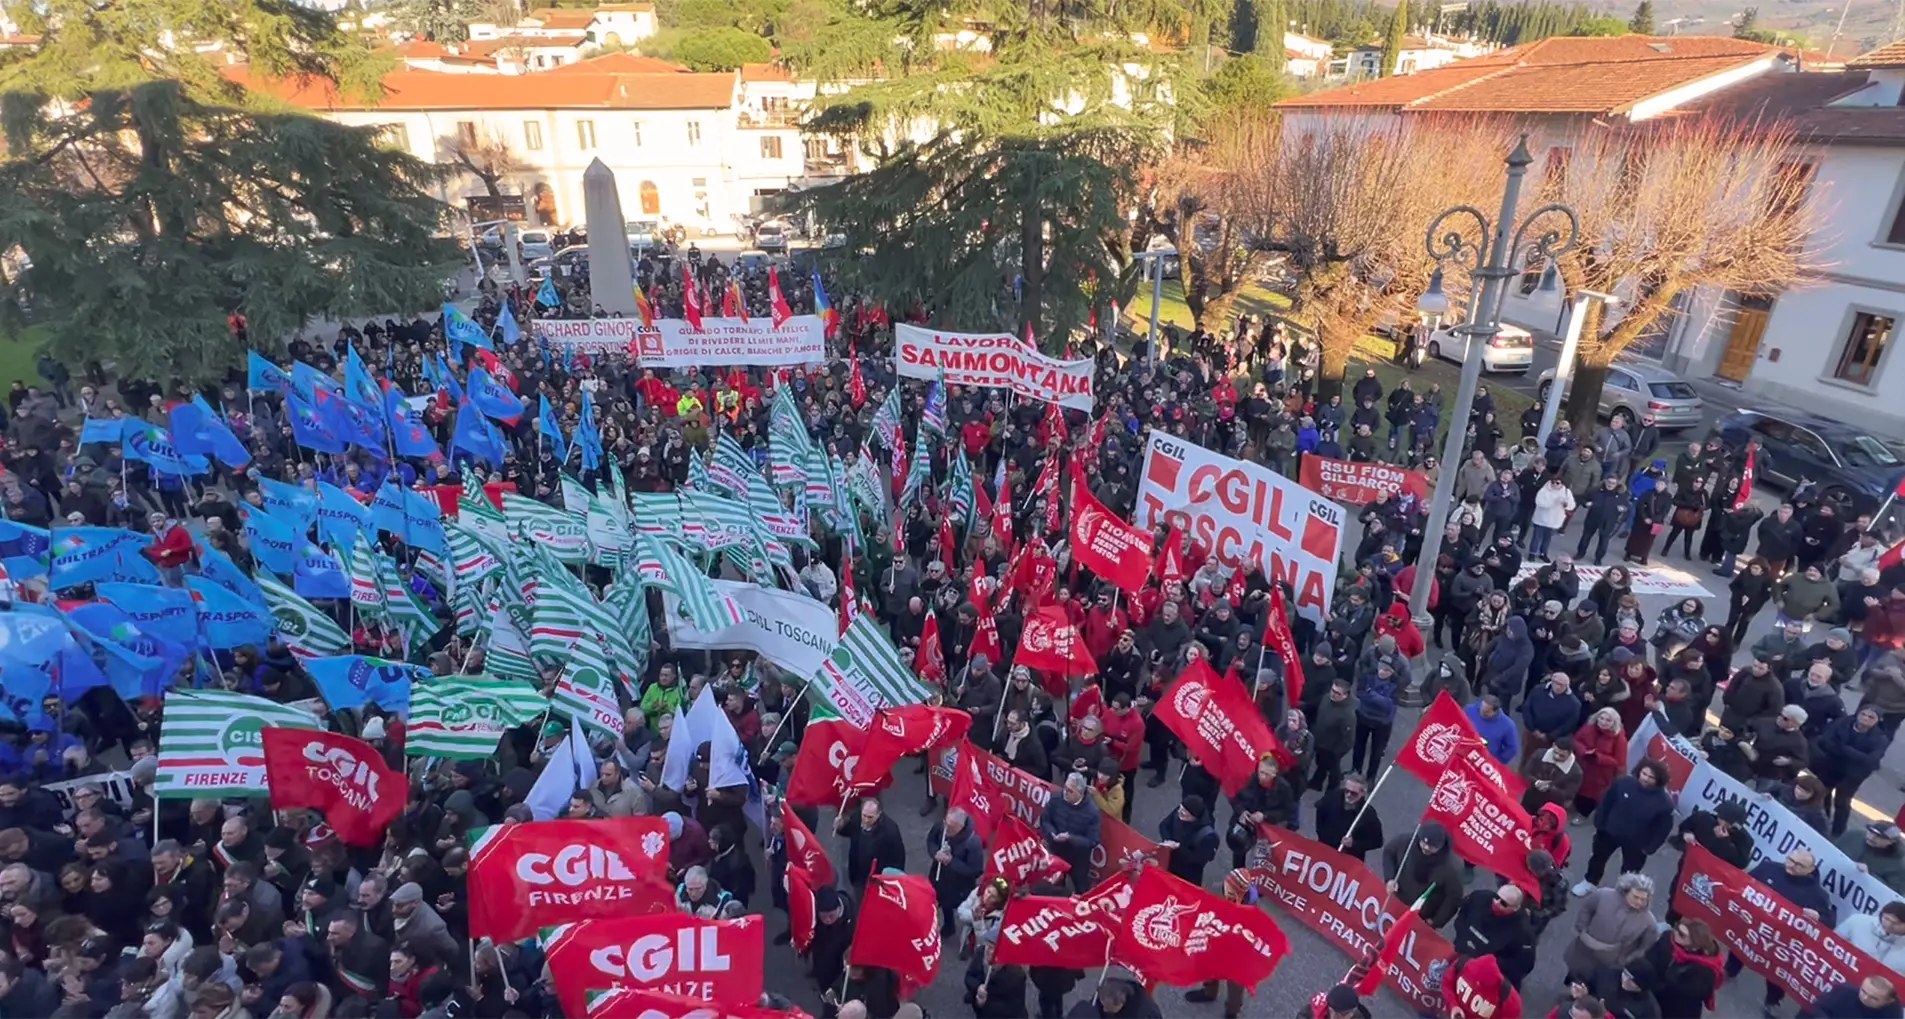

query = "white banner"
[[533, 316, 826, 366], [1512, 562, 1712, 599], [1627, 714, 1892, 923], [43, 770, 140, 814], [894, 324, 1095, 410], [663, 579, 838, 677], [1135, 432, 1344, 622]]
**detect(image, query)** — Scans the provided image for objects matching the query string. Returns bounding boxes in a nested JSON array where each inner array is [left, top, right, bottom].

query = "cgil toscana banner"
[[894, 324, 1095, 411], [531, 316, 826, 367]]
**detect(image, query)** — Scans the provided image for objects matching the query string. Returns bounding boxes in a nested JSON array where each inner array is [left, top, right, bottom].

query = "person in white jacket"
[[1838, 901, 1905, 976], [1530, 477, 1577, 563]]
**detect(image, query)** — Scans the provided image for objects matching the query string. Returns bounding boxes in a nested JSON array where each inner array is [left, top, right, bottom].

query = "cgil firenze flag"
[[260, 728, 404, 847], [466, 817, 674, 940], [542, 913, 766, 1018]]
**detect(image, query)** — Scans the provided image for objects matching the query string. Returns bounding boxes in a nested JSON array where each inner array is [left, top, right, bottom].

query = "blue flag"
[[121, 420, 210, 476], [49, 528, 155, 588], [285, 392, 347, 454], [248, 352, 295, 396], [536, 278, 560, 308], [315, 482, 371, 550], [256, 477, 318, 535], [434, 354, 463, 403], [186, 577, 275, 649], [443, 304, 493, 351], [538, 395, 568, 464], [79, 417, 122, 446], [370, 480, 408, 540], [0, 611, 73, 670], [451, 397, 506, 467], [345, 343, 383, 409], [170, 396, 251, 469], [0, 520, 50, 580], [242, 507, 300, 577], [194, 545, 267, 609], [66, 602, 187, 702], [384, 388, 441, 459], [293, 543, 350, 600], [304, 655, 422, 713], [96, 582, 199, 649], [467, 368, 524, 423], [334, 396, 387, 452], [498, 303, 523, 345], [391, 485, 447, 555], [579, 390, 603, 471]]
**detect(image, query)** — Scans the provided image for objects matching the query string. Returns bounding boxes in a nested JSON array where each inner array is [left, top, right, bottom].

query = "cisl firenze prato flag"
[[466, 817, 674, 941], [260, 728, 404, 847]]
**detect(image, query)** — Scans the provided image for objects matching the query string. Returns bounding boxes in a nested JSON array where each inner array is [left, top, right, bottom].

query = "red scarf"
[[1672, 944, 1727, 1009]]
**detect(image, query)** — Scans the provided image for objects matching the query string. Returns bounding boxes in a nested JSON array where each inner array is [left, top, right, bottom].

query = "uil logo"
[[1414, 723, 1464, 765], [1132, 896, 1196, 951], [1430, 772, 1473, 816]]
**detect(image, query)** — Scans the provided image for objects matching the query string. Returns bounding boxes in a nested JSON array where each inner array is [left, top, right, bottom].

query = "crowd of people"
[[0, 255, 1901, 1019]]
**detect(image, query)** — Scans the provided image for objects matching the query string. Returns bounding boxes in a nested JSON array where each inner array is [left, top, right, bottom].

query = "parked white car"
[[1426, 320, 1535, 373]]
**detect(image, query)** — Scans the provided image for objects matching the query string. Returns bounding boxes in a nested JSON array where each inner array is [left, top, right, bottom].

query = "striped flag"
[[408, 677, 548, 759], [946, 450, 975, 523], [458, 484, 509, 544], [870, 388, 901, 452], [630, 533, 745, 631], [348, 540, 383, 616], [481, 599, 540, 683], [901, 428, 931, 507], [257, 573, 350, 658], [769, 387, 811, 488], [503, 492, 589, 564], [711, 432, 755, 498], [154, 690, 320, 799], [445, 519, 503, 586], [378, 554, 441, 654], [808, 614, 934, 729], [552, 661, 624, 739]]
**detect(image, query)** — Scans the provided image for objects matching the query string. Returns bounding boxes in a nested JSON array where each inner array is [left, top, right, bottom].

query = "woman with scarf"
[[1630, 918, 1727, 1019], [1572, 708, 1631, 818]]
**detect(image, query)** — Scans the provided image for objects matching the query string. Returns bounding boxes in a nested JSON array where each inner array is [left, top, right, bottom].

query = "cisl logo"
[[301, 741, 382, 810]]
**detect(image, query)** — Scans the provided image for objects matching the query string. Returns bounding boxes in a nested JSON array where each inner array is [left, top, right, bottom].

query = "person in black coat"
[[1313, 774, 1384, 861], [1663, 802, 1752, 926], [833, 798, 907, 891], [0, 955, 57, 1017], [1629, 923, 1726, 1019], [1800, 978, 1904, 1019], [1158, 795, 1219, 888], [971, 961, 1029, 1018], [809, 887, 856, 996], [1227, 757, 1296, 867], [1813, 706, 1894, 837], [926, 809, 985, 933], [1577, 759, 1676, 893], [1449, 885, 1535, 987]]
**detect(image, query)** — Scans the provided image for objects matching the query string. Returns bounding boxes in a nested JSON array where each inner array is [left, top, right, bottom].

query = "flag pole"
[[755, 686, 808, 765]]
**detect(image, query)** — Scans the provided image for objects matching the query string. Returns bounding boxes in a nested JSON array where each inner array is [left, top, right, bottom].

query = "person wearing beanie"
[[1382, 821, 1464, 928], [1313, 983, 1372, 1019], [1158, 794, 1218, 887], [809, 885, 856, 997], [1443, 954, 1522, 1019]]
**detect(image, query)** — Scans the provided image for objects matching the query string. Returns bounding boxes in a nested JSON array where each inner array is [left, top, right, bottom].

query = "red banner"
[[1153, 659, 1294, 795], [544, 913, 765, 1018], [1674, 843, 1893, 1009], [850, 706, 971, 795], [1395, 691, 1527, 799], [466, 817, 674, 940], [1230, 830, 1456, 1013], [785, 718, 881, 808], [929, 744, 1169, 884], [1017, 605, 1097, 680], [946, 738, 1004, 844], [1070, 475, 1154, 594], [993, 873, 1134, 970], [983, 814, 1071, 889], [1422, 763, 1542, 900], [850, 873, 943, 998], [259, 728, 403, 848], [1263, 585, 1305, 712], [1109, 866, 1290, 990], [786, 864, 818, 955], [781, 801, 836, 888], [1298, 456, 1431, 505]]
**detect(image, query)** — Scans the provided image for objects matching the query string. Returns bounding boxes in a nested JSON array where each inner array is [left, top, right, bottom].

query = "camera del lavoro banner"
[[533, 316, 826, 367], [1136, 433, 1344, 621], [893, 324, 1095, 410]]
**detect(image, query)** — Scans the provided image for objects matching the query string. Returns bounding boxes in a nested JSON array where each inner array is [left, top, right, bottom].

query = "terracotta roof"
[[460, 33, 588, 57], [1286, 48, 1317, 61], [1278, 35, 1782, 114], [593, 2, 656, 10], [520, 9, 597, 30], [741, 62, 794, 82], [1677, 69, 1905, 145], [548, 51, 687, 73], [226, 66, 737, 111], [390, 40, 449, 59], [0, 33, 40, 47], [1848, 40, 1905, 67]]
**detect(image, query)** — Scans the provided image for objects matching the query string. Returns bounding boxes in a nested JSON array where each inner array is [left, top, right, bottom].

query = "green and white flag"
[[603, 580, 652, 683], [870, 387, 902, 451], [503, 492, 589, 564], [845, 444, 887, 524], [348, 540, 384, 616], [408, 678, 548, 759], [551, 661, 624, 739], [710, 432, 755, 498], [901, 427, 932, 507], [945, 449, 975, 524], [377, 553, 442, 654], [154, 690, 320, 799], [686, 447, 713, 492], [630, 533, 745, 631], [808, 614, 934, 729], [481, 599, 540, 683], [258, 573, 350, 658], [768, 387, 811, 488], [630, 492, 687, 543], [445, 519, 503, 586], [458, 484, 509, 545]]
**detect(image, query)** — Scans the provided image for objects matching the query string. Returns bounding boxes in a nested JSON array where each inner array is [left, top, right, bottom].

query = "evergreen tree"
[[390, 0, 486, 43], [1630, 0, 1655, 33], [1256, 0, 1289, 71], [1231, 0, 1263, 54], [1379, 0, 1408, 75], [0, 0, 460, 380]]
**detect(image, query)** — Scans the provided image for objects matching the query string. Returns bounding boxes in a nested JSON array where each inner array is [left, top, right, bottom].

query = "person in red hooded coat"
[[1375, 603, 1425, 660], [1445, 954, 1522, 1019]]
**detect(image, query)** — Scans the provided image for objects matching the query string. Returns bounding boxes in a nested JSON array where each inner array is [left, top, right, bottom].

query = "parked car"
[[736, 249, 774, 273], [753, 220, 789, 253], [518, 230, 554, 263], [1714, 408, 1905, 516], [1536, 360, 1704, 431], [625, 219, 660, 251], [1426, 320, 1535, 373]]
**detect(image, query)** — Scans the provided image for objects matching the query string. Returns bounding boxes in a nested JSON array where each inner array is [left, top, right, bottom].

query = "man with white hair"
[[1039, 773, 1101, 894], [1745, 704, 1812, 785], [925, 807, 983, 932]]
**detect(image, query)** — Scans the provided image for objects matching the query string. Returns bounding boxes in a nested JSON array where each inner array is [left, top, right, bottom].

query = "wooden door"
[[1717, 306, 1769, 382]]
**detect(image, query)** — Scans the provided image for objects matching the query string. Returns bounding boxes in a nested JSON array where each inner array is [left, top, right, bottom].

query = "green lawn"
[[0, 327, 46, 390], [1120, 279, 1537, 430]]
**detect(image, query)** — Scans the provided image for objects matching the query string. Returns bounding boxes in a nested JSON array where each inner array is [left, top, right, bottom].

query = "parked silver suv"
[[1536, 359, 1705, 430]]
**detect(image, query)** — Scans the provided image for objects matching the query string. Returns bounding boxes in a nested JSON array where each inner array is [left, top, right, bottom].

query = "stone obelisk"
[[582, 158, 637, 316]]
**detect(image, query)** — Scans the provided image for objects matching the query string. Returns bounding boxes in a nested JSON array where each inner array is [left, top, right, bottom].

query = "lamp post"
[[1536, 289, 1619, 449], [1405, 137, 1580, 633], [1134, 246, 1177, 369]]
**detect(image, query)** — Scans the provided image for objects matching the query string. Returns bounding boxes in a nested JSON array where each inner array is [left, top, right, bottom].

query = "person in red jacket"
[[142, 511, 195, 584], [1376, 602, 1426, 659], [1082, 589, 1129, 661], [1445, 954, 1522, 1019], [1099, 692, 1145, 821]]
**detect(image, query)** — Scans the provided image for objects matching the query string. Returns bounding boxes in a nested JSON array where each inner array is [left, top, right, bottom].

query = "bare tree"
[[437, 127, 524, 199], [1538, 116, 1816, 429]]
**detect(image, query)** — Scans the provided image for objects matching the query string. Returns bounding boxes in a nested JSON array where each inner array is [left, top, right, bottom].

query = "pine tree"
[[1256, 0, 1289, 71], [1630, 0, 1655, 33], [0, 0, 461, 381], [1379, 0, 1409, 75]]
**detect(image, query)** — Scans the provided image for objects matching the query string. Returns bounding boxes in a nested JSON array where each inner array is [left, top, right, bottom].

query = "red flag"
[[1034, 456, 1062, 537], [582, 987, 812, 1019], [1356, 904, 1435, 996], [850, 706, 973, 793], [1421, 762, 1543, 901], [543, 913, 765, 1018], [1041, 401, 1070, 447], [785, 718, 881, 807], [1732, 443, 1757, 512], [781, 800, 836, 887], [847, 348, 867, 409], [993, 872, 1134, 970], [466, 818, 674, 940], [1262, 585, 1306, 712], [1395, 690, 1528, 799], [768, 267, 794, 328], [945, 739, 1003, 843], [680, 264, 704, 330], [838, 572, 856, 637], [1109, 866, 1290, 990], [938, 514, 956, 565], [969, 578, 1004, 667], [259, 728, 404, 848], [1153, 659, 1295, 795], [1069, 474, 1154, 594], [1155, 527, 1188, 586], [992, 471, 1016, 558], [918, 609, 947, 687], [1081, 417, 1108, 467], [1016, 605, 1098, 681], [787, 863, 818, 955], [891, 439, 908, 499], [982, 813, 1071, 889], [850, 874, 943, 999]]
